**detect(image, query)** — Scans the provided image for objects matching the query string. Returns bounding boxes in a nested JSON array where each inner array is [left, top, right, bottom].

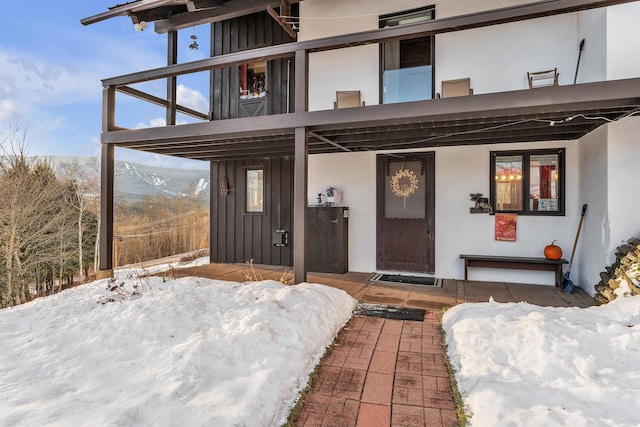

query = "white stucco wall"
[[300, 0, 582, 110], [606, 117, 640, 256], [301, 1, 639, 288], [577, 125, 609, 295], [606, 3, 640, 80], [577, 116, 640, 295], [435, 14, 577, 93], [436, 141, 580, 286], [576, 9, 607, 83], [308, 140, 580, 286], [307, 152, 376, 271], [299, 0, 435, 110]]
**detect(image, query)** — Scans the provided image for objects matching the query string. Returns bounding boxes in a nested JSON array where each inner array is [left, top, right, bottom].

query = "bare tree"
[[114, 193, 209, 266], [0, 130, 82, 307], [58, 158, 100, 280]]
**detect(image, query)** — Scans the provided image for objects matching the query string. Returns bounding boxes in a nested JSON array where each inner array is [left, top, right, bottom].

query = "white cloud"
[[0, 33, 166, 130], [135, 116, 194, 129], [0, 99, 22, 121], [89, 136, 101, 156], [0, 80, 18, 98], [0, 51, 99, 109], [135, 117, 166, 129], [176, 84, 208, 113], [0, 15, 178, 157], [150, 117, 167, 127]]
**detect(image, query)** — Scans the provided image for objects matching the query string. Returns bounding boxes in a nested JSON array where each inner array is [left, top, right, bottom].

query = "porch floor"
[[168, 263, 593, 426], [170, 263, 594, 310]]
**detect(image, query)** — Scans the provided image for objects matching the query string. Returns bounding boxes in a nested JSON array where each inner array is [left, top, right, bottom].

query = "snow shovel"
[[563, 204, 587, 293]]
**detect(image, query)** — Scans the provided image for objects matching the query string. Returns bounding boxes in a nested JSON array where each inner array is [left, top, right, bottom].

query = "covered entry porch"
[[93, 0, 640, 286]]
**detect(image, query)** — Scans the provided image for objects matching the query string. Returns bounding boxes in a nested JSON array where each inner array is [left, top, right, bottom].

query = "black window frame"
[[490, 148, 565, 216]]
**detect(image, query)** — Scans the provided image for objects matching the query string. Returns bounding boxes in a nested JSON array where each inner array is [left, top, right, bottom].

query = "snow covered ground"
[[0, 274, 356, 426], [443, 296, 640, 427], [3, 253, 640, 427]]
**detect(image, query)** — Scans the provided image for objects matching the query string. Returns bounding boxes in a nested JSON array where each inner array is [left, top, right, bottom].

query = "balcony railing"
[[100, 0, 636, 133]]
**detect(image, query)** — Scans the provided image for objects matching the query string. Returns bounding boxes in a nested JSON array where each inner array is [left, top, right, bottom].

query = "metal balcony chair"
[[334, 91, 365, 109], [527, 68, 559, 88], [437, 78, 473, 98]]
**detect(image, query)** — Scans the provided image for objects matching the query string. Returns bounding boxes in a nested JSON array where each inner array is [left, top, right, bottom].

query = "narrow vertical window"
[[246, 168, 264, 213], [494, 154, 523, 212], [529, 153, 560, 212]]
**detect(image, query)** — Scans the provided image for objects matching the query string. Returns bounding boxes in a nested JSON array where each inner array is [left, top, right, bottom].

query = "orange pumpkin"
[[544, 240, 563, 260]]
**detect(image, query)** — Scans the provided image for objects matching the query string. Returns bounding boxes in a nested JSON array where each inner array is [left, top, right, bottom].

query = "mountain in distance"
[[115, 160, 209, 203], [42, 156, 210, 203]]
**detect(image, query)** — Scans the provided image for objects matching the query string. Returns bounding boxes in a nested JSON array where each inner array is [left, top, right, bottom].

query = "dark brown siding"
[[209, 11, 295, 120], [210, 157, 294, 266]]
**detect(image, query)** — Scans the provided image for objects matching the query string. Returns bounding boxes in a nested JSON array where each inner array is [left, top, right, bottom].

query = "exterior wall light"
[[134, 21, 148, 31]]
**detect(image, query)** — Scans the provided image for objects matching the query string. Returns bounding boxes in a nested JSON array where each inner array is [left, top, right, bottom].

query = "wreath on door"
[[390, 168, 419, 207]]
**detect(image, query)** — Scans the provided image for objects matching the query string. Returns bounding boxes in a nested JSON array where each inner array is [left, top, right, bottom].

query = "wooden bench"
[[459, 254, 568, 288]]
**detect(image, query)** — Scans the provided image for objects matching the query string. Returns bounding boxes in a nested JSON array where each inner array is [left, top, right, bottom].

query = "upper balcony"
[[90, 0, 640, 162]]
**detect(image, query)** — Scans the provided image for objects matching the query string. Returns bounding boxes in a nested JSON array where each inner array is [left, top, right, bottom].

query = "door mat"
[[356, 303, 425, 321], [369, 273, 442, 287]]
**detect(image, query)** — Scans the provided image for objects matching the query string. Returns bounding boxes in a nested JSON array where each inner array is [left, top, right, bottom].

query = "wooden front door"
[[376, 152, 435, 273]]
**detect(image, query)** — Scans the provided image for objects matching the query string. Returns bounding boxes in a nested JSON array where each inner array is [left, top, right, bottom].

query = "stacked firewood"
[[594, 237, 640, 305]]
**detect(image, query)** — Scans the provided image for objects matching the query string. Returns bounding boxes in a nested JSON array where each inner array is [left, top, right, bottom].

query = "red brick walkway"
[[292, 311, 458, 427]]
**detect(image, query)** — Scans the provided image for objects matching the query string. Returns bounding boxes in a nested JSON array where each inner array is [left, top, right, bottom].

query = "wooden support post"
[[102, 85, 116, 132], [97, 84, 116, 277], [167, 30, 178, 126], [294, 49, 307, 113], [293, 48, 308, 284], [293, 127, 308, 284], [209, 160, 218, 264], [99, 142, 114, 274]]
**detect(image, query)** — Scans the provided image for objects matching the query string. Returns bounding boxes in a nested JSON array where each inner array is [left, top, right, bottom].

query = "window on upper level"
[[379, 6, 435, 104], [240, 61, 266, 99], [490, 148, 565, 215]]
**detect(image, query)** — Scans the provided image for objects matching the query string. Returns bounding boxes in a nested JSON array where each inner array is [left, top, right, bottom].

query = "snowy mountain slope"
[[115, 160, 209, 201], [42, 156, 210, 203]]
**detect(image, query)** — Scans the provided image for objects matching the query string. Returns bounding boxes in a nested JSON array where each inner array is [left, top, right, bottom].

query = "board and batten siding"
[[210, 157, 294, 266], [209, 11, 296, 121]]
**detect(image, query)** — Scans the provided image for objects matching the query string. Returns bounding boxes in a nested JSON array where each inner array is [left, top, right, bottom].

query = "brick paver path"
[[292, 310, 458, 427]]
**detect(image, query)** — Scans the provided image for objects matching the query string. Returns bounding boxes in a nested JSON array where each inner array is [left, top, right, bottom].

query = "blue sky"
[[0, 1, 210, 169]]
